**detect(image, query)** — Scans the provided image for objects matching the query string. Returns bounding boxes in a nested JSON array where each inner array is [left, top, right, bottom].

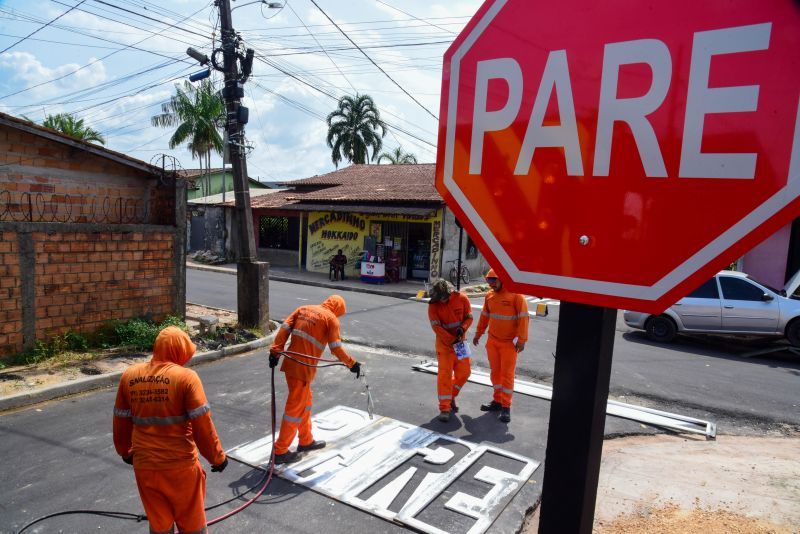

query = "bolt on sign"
[[436, 0, 800, 313]]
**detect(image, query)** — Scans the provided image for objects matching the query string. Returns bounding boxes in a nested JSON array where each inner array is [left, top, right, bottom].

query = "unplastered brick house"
[[0, 112, 187, 357]]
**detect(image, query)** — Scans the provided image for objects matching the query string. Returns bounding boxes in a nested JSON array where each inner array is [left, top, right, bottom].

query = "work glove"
[[455, 327, 464, 341], [122, 454, 134, 465], [350, 362, 361, 379], [268, 351, 280, 369], [211, 457, 228, 473]]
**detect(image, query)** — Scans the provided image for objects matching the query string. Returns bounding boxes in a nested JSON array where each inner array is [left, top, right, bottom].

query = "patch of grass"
[[7, 317, 187, 367]]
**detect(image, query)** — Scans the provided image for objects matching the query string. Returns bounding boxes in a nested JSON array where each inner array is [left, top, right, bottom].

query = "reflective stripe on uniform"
[[178, 527, 208, 534], [442, 321, 462, 328], [430, 319, 441, 326], [280, 323, 293, 332], [291, 328, 325, 350], [438, 394, 452, 400], [187, 403, 210, 419], [329, 340, 342, 349], [453, 384, 462, 390], [283, 414, 303, 423], [114, 407, 131, 418], [133, 414, 189, 426], [151, 528, 174, 534], [502, 387, 514, 395], [493, 384, 502, 390], [486, 312, 524, 320]]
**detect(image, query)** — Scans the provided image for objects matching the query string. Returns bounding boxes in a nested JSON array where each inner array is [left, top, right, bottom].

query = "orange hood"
[[321, 295, 346, 317], [486, 268, 497, 279], [152, 326, 196, 366]]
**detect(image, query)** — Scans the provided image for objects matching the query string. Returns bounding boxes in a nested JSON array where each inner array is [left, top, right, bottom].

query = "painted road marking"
[[228, 405, 539, 534]]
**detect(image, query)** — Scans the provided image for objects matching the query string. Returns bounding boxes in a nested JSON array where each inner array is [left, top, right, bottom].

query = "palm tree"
[[41, 113, 105, 145], [377, 146, 418, 164], [151, 80, 225, 197], [326, 93, 387, 167]]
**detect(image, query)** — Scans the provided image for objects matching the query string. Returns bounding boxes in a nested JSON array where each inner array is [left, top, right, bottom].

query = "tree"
[[377, 146, 418, 164], [326, 93, 387, 167], [41, 113, 105, 145], [151, 80, 225, 197]]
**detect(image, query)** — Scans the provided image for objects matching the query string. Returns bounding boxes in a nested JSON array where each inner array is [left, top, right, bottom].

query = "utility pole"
[[215, 0, 269, 332]]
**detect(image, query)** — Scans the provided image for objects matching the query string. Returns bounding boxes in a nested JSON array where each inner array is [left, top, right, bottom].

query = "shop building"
[[244, 164, 491, 282]]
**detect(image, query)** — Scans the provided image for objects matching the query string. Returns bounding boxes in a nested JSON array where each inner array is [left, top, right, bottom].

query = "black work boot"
[[480, 400, 502, 412], [499, 407, 511, 423], [438, 411, 451, 422], [450, 399, 459, 413], [273, 450, 301, 465], [297, 440, 326, 452]]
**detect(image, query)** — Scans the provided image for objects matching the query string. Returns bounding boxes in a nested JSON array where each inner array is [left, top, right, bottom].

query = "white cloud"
[[0, 51, 107, 100]]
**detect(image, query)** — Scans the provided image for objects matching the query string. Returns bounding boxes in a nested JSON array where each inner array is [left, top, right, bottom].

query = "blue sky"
[[0, 0, 482, 181]]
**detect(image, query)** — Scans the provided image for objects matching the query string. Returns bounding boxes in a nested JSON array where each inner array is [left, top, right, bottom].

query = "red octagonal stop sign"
[[436, 0, 800, 313]]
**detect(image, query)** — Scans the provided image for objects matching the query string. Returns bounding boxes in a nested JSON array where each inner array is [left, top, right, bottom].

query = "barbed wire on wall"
[[0, 189, 162, 224]]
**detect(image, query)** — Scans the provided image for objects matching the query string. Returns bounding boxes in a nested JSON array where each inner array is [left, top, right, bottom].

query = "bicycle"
[[447, 260, 470, 285]]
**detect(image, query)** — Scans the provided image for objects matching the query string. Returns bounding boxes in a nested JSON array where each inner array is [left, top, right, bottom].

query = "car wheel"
[[786, 320, 800, 347], [646, 315, 677, 343]]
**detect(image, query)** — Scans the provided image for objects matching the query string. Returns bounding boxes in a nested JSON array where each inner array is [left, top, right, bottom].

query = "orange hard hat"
[[485, 268, 497, 279]]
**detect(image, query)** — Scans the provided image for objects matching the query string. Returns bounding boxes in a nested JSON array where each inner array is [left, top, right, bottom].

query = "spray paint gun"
[[360, 368, 375, 420]]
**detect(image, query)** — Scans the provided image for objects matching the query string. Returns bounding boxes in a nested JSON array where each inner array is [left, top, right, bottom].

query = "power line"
[[307, 0, 438, 120], [0, 0, 88, 54], [374, 0, 455, 35], [0, 4, 208, 100]]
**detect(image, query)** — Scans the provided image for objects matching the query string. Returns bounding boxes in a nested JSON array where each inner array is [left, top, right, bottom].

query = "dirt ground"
[[2, 307, 799, 532], [0, 304, 243, 398], [522, 434, 800, 533]]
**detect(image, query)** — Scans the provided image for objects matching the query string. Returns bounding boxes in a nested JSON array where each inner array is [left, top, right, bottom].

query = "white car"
[[623, 270, 800, 346]]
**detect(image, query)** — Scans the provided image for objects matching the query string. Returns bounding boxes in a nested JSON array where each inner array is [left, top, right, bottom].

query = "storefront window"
[[259, 216, 299, 249]]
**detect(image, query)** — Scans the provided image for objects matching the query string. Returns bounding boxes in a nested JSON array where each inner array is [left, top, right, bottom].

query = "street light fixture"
[[231, 0, 282, 11]]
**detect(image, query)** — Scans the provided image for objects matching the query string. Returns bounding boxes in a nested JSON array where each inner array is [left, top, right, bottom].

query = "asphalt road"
[[189, 269, 800, 430]]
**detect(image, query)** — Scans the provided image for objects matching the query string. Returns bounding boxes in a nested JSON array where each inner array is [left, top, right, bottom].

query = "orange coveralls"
[[113, 326, 225, 534], [428, 291, 473, 411], [474, 287, 529, 408], [271, 295, 356, 455]]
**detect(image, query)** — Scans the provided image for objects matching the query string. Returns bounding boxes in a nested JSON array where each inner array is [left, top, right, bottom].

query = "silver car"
[[623, 270, 800, 346]]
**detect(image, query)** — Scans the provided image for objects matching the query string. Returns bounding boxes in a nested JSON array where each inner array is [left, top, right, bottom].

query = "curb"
[[0, 332, 277, 413], [188, 263, 421, 300]]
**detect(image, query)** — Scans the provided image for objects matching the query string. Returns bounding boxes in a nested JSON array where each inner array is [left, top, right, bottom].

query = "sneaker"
[[273, 450, 301, 465], [499, 407, 511, 423], [450, 399, 459, 413], [437, 411, 451, 422], [480, 400, 502, 412], [297, 440, 326, 452]]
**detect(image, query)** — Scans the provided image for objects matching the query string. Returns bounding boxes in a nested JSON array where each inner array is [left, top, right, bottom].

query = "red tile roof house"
[[212, 164, 491, 282], [0, 111, 187, 357]]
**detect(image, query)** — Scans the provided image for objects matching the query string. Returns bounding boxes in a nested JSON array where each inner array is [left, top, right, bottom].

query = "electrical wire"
[[0, 0, 88, 54], [308, 0, 438, 120]]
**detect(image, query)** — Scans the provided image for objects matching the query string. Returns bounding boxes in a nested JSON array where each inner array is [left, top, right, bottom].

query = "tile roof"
[[279, 164, 442, 202]]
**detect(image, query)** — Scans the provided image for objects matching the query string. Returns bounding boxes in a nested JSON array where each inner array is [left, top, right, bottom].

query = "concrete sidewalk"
[[187, 259, 486, 300]]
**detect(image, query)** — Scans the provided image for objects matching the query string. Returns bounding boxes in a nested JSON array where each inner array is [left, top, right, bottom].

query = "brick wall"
[[0, 231, 21, 355], [0, 118, 186, 357], [32, 230, 176, 339]]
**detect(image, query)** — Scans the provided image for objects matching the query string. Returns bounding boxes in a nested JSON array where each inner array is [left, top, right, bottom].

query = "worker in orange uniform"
[[113, 326, 227, 534], [427, 278, 473, 422], [269, 294, 361, 464], [472, 269, 529, 423]]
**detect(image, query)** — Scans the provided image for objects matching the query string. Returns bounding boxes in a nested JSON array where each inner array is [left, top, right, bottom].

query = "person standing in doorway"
[[427, 278, 473, 422], [269, 294, 361, 464], [472, 268, 529, 423], [113, 326, 227, 534]]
